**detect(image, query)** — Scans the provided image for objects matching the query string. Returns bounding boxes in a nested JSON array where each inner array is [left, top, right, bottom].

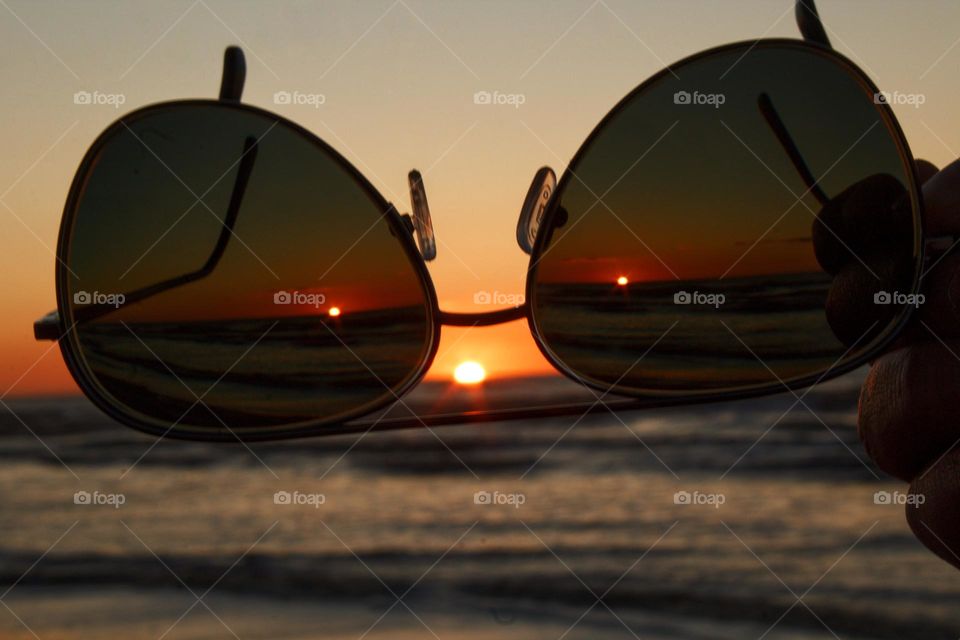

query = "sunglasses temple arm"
[[34, 136, 259, 341], [219, 46, 246, 102], [795, 0, 831, 48], [757, 93, 830, 207]]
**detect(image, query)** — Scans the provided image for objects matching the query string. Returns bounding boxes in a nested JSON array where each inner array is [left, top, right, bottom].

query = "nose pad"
[[408, 170, 437, 261], [516, 167, 557, 254]]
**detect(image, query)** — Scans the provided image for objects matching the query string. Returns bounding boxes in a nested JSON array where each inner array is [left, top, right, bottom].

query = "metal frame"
[[32, 1, 935, 441], [48, 99, 443, 439], [524, 37, 924, 404]]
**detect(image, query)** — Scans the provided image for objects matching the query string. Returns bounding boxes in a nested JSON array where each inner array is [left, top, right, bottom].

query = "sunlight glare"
[[453, 361, 486, 385]]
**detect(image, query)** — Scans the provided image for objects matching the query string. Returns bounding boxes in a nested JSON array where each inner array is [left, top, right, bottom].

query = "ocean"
[[1, 371, 958, 639]]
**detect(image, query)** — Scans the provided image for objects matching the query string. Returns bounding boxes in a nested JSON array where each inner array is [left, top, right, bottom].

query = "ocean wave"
[[0, 548, 950, 639]]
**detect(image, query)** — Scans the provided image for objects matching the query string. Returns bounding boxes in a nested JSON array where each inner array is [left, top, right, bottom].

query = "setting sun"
[[453, 361, 486, 385], [328, 306, 341, 317], [616, 275, 629, 286]]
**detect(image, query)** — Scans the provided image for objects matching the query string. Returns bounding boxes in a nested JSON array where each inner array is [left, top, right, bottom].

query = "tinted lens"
[[64, 103, 435, 433], [530, 43, 919, 394]]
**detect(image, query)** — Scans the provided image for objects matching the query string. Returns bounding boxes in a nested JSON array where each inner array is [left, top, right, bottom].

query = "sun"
[[328, 306, 341, 317], [453, 361, 486, 385], [616, 275, 629, 286]]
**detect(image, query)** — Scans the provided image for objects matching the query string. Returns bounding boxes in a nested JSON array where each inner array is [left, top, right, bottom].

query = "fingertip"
[[907, 450, 960, 570], [858, 350, 916, 481], [922, 158, 960, 234], [858, 343, 960, 481], [915, 159, 939, 185]]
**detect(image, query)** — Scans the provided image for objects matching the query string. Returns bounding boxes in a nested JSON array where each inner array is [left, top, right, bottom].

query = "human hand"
[[856, 158, 960, 569]]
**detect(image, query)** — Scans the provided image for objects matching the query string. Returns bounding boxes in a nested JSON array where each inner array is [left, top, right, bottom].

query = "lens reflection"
[[66, 104, 434, 431], [531, 43, 918, 393]]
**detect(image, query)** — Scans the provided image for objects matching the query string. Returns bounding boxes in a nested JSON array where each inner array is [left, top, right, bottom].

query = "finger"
[[825, 159, 960, 349], [881, 160, 960, 345], [825, 262, 899, 347], [914, 253, 960, 339], [813, 172, 915, 275], [921, 157, 960, 235], [814, 160, 938, 276], [878, 253, 960, 352], [812, 193, 850, 275], [839, 173, 913, 260], [858, 340, 960, 481], [915, 159, 939, 186], [907, 449, 960, 570]]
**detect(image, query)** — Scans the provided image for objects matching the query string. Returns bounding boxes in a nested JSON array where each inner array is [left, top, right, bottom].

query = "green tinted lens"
[[65, 103, 434, 432], [530, 43, 919, 394]]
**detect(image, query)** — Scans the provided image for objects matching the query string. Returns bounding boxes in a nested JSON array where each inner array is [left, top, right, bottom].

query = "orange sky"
[[2, 0, 959, 396]]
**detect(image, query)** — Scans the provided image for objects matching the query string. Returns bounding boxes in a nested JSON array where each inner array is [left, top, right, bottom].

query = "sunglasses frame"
[[49, 99, 444, 438], [35, 1, 930, 441], [524, 37, 924, 404]]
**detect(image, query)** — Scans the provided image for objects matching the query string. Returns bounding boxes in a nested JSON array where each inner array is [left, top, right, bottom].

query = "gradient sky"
[[2, 0, 959, 395]]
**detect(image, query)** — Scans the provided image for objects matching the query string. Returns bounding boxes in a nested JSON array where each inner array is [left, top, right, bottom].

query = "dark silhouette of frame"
[[33, 1, 949, 441]]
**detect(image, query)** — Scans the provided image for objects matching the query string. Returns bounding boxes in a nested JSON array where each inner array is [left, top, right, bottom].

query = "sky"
[[2, 0, 960, 395]]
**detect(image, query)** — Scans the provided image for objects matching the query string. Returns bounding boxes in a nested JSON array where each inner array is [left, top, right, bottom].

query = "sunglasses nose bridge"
[[516, 167, 557, 254]]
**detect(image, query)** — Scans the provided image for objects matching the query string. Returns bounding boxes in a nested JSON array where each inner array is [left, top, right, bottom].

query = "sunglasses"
[[34, 0, 944, 441]]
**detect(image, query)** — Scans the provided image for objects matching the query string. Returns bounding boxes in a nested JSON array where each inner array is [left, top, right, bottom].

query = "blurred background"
[[2, 1, 960, 637]]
